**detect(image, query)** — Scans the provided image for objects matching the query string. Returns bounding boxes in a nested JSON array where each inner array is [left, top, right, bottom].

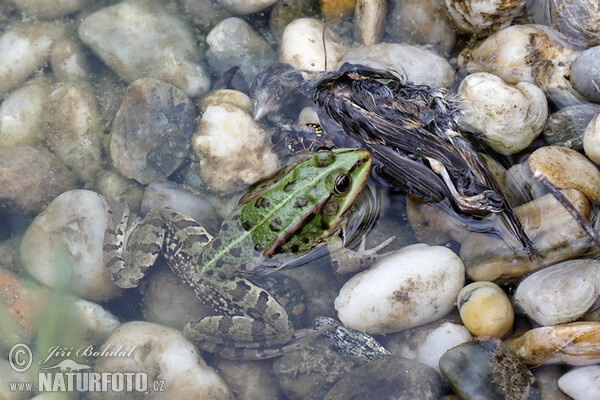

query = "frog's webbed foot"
[[328, 234, 395, 274]]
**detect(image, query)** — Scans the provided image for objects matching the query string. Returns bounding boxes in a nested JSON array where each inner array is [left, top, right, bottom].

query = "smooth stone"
[[92, 169, 145, 214], [461, 189, 593, 282], [192, 90, 279, 194], [179, 0, 232, 33], [558, 365, 600, 399], [49, 39, 89, 83], [207, 17, 277, 84], [527, 145, 600, 202], [213, 358, 282, 400], [354, 0, 386, 45], [0, 77, 50, 146], [439, 337, 535, 400], [551, 0, 600, 47], [459, 24, 582, 107], [583, 114, 600, 165], [0, 23, 57, 95], [20, 190, 122, 301], [339, 43, 455, 88], [320, 0, 356, 19], [514, 259, 600, 326], [0, 145, 77, 215], [543, 104, 600, 151], [416, 322, 473, 372], [324, 356, 443, 400], [335, 243, 465, 335], [91, 321, 232, 400], [78, 2, 210, 97], [69, 297, 120, 344], [280, 18, 348, 72], [8, 0, 85, 19], [218, 0, 278, 15], [444, 0, 526, 34], [571, 46, 600, 102], [457, 281, 514, 338], [269, 0, 320, 39], [458, 72, 548, 155], [111, 78, 196, 185], [505, 321, 600, 365], [385, 0, 456, 54], [42, 82, 104, 182]]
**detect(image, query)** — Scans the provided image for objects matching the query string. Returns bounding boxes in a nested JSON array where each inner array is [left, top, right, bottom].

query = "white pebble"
[[458, 72, 548, 155], [583, 114, 600, 165], [335, 244, 465, 335], [218, 0, 278, 15], [416, 322, 473, 372], [558, 365, 600, 400]]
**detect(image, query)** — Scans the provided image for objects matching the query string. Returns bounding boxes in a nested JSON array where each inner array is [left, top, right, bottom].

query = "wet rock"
[[91, 321, 232, 400], [444, 0, 526, 35], [320, 0, 356, 19], [339, 43, 455, 88], [335, 243, 465, 334], [180, 0, 232, 32], [385, 0, 456, 54], [0, 236, 20, 272], [584, 114, 600, 165], [543, 104, 600, 151], [207, 18, 277, 85], [570, 46, 600, 103], [354, 0, 386, 45], [49, 39, 89, 83], [461, 189, 593, 282], [0, 77, 50, 146], [192, 89, 279, 194], [42, 82, 104, 182], [0, 23, 57, 95], [7, 0, 85, 19], [458, 72, 548, 155], [324, 356, 444, 400], [20, 190, 122, 302], [457, 281, 514, 338], [550, 0, 600, 48], [0, 145, 77, 215], [218, 0, 278, 15], [459, 24, 582, 107], [111, 78, 196, 185], [212, 358, 282, 400], [505, 321, 600, 365], [78, 2, 210, 97], [514, 259, 600, 326], [558, 365, 600, 399], [439, 336, 535, 400], [280, 18, 348, 72], [416, 322, 473, 372], [269, 0, 320, 39], [92, 169, 145, 215]]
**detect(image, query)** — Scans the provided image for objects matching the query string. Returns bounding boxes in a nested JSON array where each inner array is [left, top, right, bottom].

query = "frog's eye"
[[334, 173, 352, 194]]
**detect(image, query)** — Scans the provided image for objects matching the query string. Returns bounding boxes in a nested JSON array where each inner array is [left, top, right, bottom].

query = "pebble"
[[339, 43, 455, 88], [111, 78, 196, 185], [78, 2, 210, 97], [0, 237, 20, 272], [192, 89, 279, 193], [49, 39, 89, 83], [0, 22, 57, 95], [514, 259, 600, 326], [91, 321, 232, 400], [218, 0, 278, 15], [459, 24, 582, 107], [457, 281, 514, 338], [280, 18, 348, 72], [324, 355, 444, 400], [335, 243, 465, 335], [458, 72, 548, 154], [444, 0, 526, 35], [416, 322, 473, 372], [0, 145, 76, 215], [354, 0, 386, 45], [570, 46, 600, 103], [320, 0, 356, 19], [269, 0, 320, 39], [213, 358, 283, 400], [534, 365, 571, 400], [207, 17, 277, 85], [558, 365, 600, 400], [439, 336, 535, 400], [505, 321, 600, 365], [42, 82, 104, 182], [0, 77, 50, 146], [385, 0, 456, 54], [92, 169, 145, 214], [7, 0, 85, 19], [551, 0, 600, 47], [584, 114, 600, 165], [543, 104, 600, 151], [19, 190, 123, 301]]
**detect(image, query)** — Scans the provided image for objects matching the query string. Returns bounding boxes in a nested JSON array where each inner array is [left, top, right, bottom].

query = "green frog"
[[103, 148, 372, 359]]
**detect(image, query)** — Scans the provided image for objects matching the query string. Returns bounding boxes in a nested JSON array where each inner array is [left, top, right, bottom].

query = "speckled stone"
[[111, 78, 196, 185], [543, 104, 600, 151], [570, 46, 600, 102]]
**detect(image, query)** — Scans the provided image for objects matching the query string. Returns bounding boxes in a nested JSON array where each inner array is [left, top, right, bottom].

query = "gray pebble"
[[543, 103, 600, 150], [570, 46, 600, 102]]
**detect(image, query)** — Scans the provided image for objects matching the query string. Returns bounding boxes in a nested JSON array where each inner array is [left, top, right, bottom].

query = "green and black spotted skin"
[[104, 148, 372, 358]]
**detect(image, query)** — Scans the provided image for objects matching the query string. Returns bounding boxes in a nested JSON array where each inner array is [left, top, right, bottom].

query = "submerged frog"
[[104, 148, 372, 359]]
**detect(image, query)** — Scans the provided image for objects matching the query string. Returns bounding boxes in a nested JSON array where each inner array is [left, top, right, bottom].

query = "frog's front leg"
[[184, 277, 294, 356], [103, 206, 212, 288]]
